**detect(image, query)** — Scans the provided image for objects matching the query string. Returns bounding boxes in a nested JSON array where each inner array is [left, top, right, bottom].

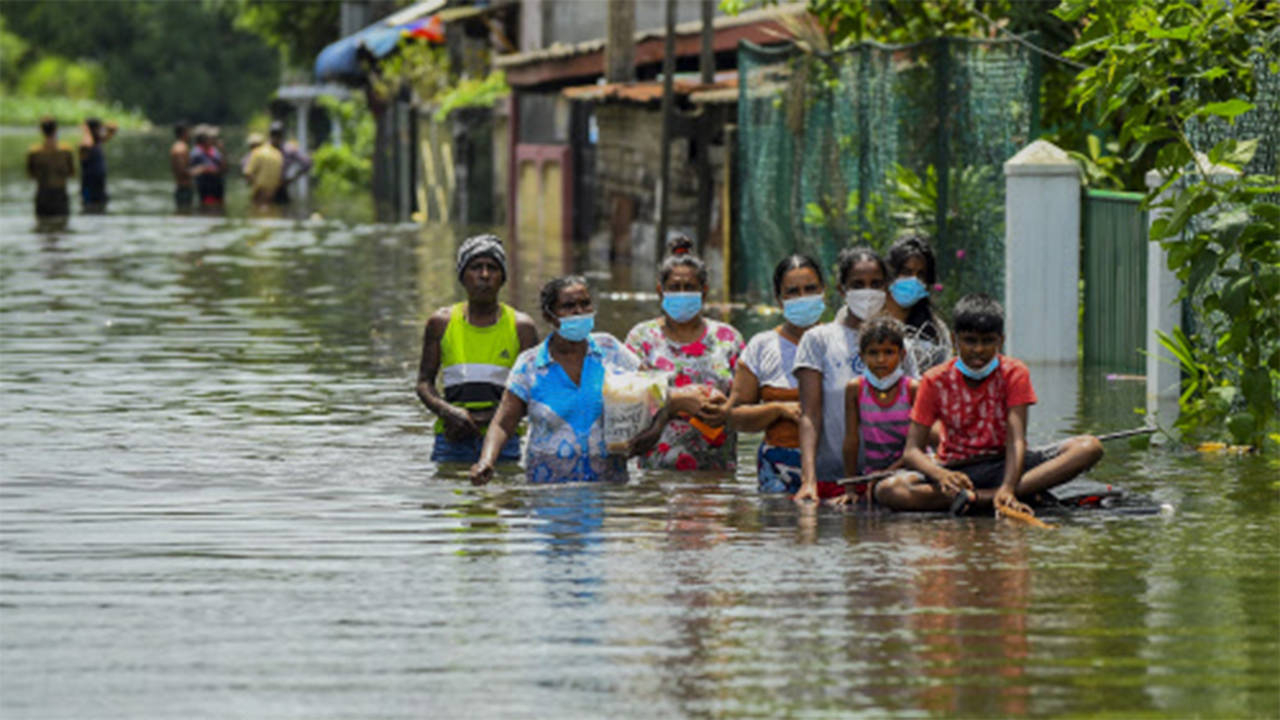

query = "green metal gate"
[[1081, 189, 1147, 373]]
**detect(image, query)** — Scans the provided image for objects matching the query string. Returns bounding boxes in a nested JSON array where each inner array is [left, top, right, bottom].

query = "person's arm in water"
[[842, 378, 861, 477], [995, 404, 1033, 514], [902, 421, 971, 495], [415, 308, 480, 440], [727, 362, 799, 432], [469, 390, 526, 485], [794, 367, 823, 502]]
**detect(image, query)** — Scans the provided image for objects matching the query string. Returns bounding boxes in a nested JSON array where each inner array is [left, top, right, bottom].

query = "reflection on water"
[[0, 176, 1277, 719]]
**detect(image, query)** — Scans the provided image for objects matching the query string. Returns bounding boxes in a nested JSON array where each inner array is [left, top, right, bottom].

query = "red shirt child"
[[910, 355, 1037, 463]]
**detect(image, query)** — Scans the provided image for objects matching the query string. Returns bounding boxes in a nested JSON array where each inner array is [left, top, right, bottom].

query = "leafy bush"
[[16, 56, 103, 99], [433, 71, 510, 122], [1058, 0, 1280, 449]]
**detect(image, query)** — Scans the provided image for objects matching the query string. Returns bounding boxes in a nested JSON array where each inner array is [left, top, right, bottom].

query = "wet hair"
[[540, 274, 589, 318], [658, 234, 708, 288], [39, 116, 56, 136], [174, 122, 188, 138], [771, 253, 824, 298], [85, 117, 102, 140], [836, 246, 887, 287], [887, 234, 940, 339], [952, 293, 1004, 335], [859, 315, 906, 354]]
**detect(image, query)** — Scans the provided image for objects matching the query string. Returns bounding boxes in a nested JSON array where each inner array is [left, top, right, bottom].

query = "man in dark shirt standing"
[[170, 122, 194, 212], [26, 116, 76, 223]]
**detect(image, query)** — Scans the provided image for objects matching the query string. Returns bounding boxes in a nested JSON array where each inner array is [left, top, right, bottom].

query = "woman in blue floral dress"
[[469, 276, 700, 485]]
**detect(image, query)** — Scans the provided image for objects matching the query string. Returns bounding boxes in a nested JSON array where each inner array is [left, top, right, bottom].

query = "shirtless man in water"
[[170, 123, 194, 212]]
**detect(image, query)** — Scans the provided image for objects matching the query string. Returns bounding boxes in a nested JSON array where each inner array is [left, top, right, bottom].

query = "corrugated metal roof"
[[494, 3, 805, 69], [562, 75, 738, 104]]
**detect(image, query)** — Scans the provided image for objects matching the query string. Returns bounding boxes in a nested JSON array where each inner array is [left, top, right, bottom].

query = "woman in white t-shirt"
[[793, 247, 917, 503], [729, 255, 827, 494]]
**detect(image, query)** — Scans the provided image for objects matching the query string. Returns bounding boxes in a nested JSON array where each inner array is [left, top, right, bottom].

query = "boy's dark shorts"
[[957, 441, 1066, 490]]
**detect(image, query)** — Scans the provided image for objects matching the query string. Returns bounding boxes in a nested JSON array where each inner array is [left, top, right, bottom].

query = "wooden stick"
[[997, 503, 1057, 529]]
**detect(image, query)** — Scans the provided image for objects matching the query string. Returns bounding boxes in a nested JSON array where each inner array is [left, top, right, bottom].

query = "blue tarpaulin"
[[314, 0, 445, 83]]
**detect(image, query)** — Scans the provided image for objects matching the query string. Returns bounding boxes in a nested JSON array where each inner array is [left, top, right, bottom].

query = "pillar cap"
[[1004, 140, 1079, 177]]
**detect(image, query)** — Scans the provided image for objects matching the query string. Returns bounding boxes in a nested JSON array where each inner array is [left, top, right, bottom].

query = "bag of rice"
[[602, 370, 669, 455]]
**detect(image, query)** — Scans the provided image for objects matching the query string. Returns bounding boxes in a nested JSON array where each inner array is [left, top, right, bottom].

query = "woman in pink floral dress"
[[624, 236, 745, 471]]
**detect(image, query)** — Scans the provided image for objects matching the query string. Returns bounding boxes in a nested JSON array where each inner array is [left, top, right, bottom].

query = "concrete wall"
[[587, 103, 727, 293], [530, 0, 724, 49]]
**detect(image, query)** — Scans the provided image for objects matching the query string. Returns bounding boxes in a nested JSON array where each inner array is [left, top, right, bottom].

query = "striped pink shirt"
[[858, 376, 912, 473]]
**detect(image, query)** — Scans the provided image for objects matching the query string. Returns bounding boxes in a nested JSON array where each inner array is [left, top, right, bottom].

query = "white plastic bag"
[[602, 370, 669, 455]]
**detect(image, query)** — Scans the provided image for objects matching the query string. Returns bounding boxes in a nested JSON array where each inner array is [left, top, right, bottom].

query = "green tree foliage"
[[0, 0, 279, 124], [1057, 0, 1280, 449], [16, 56, 104, 99], [222, 0, 341, 69], [311, 96, 376, 223]]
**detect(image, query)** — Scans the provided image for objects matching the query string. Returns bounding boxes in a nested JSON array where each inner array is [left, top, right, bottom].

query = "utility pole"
[[605, 1, 636, 83], [696, 0, 714, 257], [657, 0, 677, 253]]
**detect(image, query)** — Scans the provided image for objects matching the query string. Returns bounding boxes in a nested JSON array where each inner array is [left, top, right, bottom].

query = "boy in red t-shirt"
[[875, 294, 1103, 515]]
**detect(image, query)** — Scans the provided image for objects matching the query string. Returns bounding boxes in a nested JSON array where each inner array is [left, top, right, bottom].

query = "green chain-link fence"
[[734, 37, 1038, 310]]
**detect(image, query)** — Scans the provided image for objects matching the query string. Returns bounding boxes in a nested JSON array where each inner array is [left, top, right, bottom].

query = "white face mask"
[[845, 288, 886, 320]]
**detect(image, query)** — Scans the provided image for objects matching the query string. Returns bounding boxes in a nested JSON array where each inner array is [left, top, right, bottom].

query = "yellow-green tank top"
[[434, 302, 520, 434]]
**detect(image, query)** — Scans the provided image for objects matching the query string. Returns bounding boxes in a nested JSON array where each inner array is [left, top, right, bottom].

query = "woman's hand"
[[667, 386, 704, 416], [441, 405, 481, 441], [793, 480, 819, 503], [468, 461, 494, 486], [696, 389, 730, 427]]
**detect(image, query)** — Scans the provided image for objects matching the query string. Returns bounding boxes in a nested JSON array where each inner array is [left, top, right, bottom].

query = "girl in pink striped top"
[[843, 316, 919, 478]]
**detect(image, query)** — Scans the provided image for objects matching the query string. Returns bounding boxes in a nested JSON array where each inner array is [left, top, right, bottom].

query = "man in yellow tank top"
[[417, 235, 538, 464]]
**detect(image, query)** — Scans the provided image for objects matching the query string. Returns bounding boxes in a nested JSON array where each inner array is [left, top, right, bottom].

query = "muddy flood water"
[[1, 130, 1277, 718]]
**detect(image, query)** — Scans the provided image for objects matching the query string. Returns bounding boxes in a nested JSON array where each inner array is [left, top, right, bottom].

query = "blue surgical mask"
[[782, 294, 825, 328], [661, 292, 703, 323], [956, 355, 999, 380], [556, 313, 595, 342], [889, 277, 929, 308], [862, 366, 904, 391]]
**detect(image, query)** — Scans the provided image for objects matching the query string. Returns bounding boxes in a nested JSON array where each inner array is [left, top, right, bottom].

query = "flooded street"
[[1, 133, 1277, 718]]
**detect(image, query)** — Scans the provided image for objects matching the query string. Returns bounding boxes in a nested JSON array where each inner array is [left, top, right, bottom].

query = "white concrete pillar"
[[1144, 169, 1182, 423], [1003, 140, 1081, 364], [1143, 157, 1239, 424], [296, 100, 310, 202]]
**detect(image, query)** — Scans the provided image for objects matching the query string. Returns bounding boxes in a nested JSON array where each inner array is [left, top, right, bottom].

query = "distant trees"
[[0, 0, 280, 124]]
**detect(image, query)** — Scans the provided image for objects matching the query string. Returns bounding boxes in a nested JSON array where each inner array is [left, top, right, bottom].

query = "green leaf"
[[1198, 99, 1256, 120], [1148, 25, 1193, 40], [1154, 142, 1192, 172], [1226, 412, 1256, 445], [1223, 137, 1259, 166], [1187, 248, 1218, 295], [1251, 203, 1280, 222], [1242, 368, 1273, 414]]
